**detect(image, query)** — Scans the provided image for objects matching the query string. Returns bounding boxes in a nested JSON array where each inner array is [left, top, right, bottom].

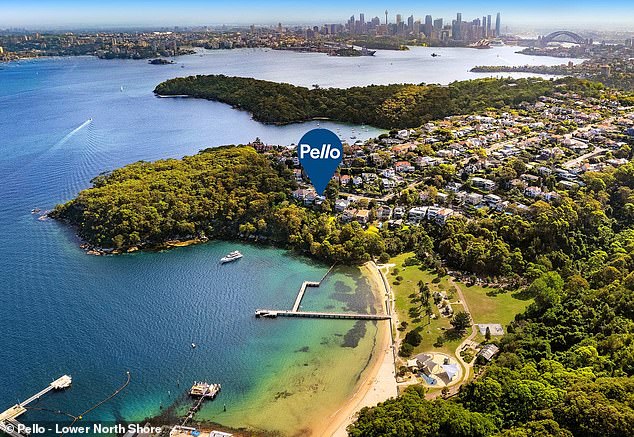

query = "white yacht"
[[220, 250, 243, 264]]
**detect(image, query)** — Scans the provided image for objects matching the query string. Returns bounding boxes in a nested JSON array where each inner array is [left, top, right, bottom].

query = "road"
[[449, 278, 478, 389]]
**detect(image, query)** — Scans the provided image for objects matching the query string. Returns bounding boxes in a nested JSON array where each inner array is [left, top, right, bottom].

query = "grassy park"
[[387, 252, 533, 359]]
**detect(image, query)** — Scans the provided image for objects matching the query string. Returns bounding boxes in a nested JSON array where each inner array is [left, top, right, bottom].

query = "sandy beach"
[[316, 262, 398, 437]]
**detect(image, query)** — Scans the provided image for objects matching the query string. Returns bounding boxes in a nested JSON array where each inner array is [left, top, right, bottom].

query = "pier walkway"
[[256, 309, 391, 320], [291, 281, 320, 312], [0, 376, 72, 437], [256, 264, 391, 321]]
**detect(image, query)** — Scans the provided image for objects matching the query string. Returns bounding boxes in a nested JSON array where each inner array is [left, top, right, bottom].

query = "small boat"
[[220, 251, 243, 264], [191, 343, 197, 349], [431, 53, 440, 57], [350, 135, 357, 139]]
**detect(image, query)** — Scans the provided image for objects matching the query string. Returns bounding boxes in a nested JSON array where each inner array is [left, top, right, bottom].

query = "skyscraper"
[[433, 18, 443, 32], [453, 13, 462, 40], [495, 12, 501, 37], [385, 10, 388, 25], [407, 15, 414, 31], [424, 15, 433, 37], [487, 15, 492, 37]]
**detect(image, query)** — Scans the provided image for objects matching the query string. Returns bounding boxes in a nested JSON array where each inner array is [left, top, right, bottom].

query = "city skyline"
[[2, 1, 634, 29]]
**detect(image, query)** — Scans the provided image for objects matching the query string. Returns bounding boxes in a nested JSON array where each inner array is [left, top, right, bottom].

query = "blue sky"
[[1, 1, 633, 29]]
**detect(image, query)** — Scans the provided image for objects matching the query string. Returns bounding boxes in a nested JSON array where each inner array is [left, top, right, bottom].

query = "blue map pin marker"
[[297, 128, 343, 195]]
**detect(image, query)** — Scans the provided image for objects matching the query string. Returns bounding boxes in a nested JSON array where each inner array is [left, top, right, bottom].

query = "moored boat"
[[220, 250, 243, 263]]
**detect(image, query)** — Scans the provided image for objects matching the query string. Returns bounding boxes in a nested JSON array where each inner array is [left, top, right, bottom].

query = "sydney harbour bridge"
[[538, 31, 591, 46]]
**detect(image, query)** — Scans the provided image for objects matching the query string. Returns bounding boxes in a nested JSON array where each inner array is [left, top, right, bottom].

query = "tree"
[[528, 271, 564, 310], [348, 386, 498, 437], [404, 329, 423, 347], [451, 311, 471, 334], [485, 326, 491, 341]]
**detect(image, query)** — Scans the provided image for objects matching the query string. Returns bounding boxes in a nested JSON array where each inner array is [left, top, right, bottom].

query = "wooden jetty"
[[0, 376, 72, 437], [256, 309, 391, 320], [255, 264, 390, 321], [181, 382, 221, 427], [291, 281, 320, 312]]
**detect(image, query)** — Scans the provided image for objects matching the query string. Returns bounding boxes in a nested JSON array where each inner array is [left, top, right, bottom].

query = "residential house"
[[471, 177, 496, 191], [377, 205, 393, 221], [340, 175, 352, 186], [483, 194, 502, 207], [524, 186, 543, 198], [395, 161, 415, 173], [334, 198, 350, 212], [381, 168, 396, 178], [466, 193, 483, 206], [292, 168, 303, 182], [408, 207, 428, 223], [429, 207, 455, 224], [382, 178, 396, 189], [355, 209, 371, 224]]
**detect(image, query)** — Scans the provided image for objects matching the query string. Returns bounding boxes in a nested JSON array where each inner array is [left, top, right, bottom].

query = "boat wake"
[[50, 118, 93, 151]]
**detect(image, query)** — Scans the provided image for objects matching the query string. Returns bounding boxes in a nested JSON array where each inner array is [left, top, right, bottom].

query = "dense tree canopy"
[[154, 75, 602, 129], [52, 146, 385, 263]]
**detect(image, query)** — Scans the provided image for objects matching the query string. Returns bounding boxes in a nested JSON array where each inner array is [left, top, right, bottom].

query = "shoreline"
[[316, 261, 397, 437]]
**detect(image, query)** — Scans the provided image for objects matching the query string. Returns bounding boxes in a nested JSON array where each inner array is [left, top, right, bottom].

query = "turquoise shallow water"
[[0, 47, 576, 434]]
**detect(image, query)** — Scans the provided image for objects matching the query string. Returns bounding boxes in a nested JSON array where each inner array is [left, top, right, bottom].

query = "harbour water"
[[0, 46, 576, 435]]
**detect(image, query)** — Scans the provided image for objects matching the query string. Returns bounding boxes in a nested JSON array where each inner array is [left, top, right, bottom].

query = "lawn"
[[388, 253, 465, 357], [388, 253, 533, 359], [456, 282, 533, 327]]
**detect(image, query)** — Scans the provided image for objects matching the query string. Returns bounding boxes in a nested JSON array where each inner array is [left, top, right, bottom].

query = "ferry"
[[220, 250, 243, 264]]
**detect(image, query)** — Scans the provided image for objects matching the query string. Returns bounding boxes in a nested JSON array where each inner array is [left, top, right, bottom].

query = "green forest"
[[51, 146, 385, 263], [153, 75, 602, 129], [348, 163, 634, 435]]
